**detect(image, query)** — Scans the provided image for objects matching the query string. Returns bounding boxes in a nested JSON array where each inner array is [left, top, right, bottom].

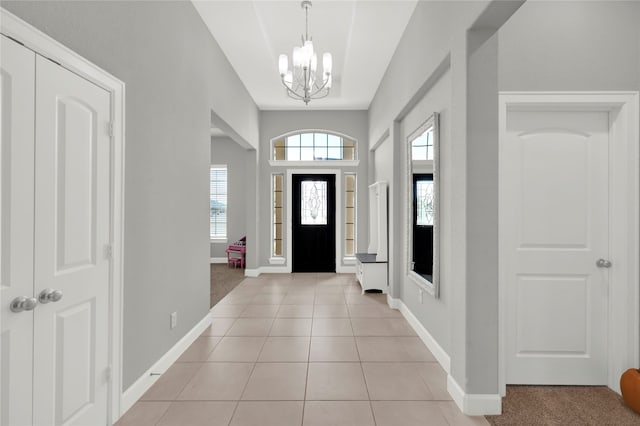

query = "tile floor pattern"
[[117, 273, 489, 426]]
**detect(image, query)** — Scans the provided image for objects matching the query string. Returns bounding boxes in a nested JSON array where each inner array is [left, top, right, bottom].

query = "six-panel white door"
[[1, 34, 36, 426], [0, 36, 112, 425], [502, 110, 609, 384]]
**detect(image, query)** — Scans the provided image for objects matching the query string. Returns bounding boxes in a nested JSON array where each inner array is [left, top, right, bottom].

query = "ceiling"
[[192, 0, 418, 110]]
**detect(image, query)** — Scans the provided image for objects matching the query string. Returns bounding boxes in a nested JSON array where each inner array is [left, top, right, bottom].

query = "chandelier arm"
[[308, 78, 330, 96], [279, 0, 331, 105], [279, 78, 306, 101]]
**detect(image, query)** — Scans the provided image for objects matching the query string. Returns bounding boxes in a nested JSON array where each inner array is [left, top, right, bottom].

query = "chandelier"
[[278, 0, 332, 105]]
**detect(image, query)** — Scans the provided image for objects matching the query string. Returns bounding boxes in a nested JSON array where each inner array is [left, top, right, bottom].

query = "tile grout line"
[[352, 319, 379, 426]]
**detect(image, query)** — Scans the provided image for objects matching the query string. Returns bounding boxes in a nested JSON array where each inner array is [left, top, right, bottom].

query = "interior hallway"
[[210, 263, 245, 307], [116, 273, 488, 426]]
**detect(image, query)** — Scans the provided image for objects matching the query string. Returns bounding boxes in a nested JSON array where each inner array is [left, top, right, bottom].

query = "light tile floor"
[[116, 273, 489, 426]]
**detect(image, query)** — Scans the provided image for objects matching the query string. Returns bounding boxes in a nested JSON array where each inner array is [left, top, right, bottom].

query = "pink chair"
[[226, 236, 246, 268]]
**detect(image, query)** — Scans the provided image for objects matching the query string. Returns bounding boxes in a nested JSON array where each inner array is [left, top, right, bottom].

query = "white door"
[[0, 36, 112, 425], [502, 110, 609, 385], [1, 34, 36, 426]]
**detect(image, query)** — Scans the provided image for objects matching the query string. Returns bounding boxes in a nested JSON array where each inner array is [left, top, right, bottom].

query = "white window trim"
[[269, 160, 359, 167], [270, 173, 285, 262], [286, 168, 342, 273], [210, 164, 227, 240], [343, 172, 357, 262], [270, 129, 359, 165]]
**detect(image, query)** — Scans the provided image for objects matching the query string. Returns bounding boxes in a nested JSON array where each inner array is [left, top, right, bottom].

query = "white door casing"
[[0, 34, 36, 426], [33, 54, 112, 425], [1, 8, 126, 424], [502, 110, 609, 385], [499, 92, 640, 395], [285, 168, 343, 273]]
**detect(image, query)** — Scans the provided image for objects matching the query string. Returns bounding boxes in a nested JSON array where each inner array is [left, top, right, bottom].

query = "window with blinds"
[[210, 165, 227, 240]]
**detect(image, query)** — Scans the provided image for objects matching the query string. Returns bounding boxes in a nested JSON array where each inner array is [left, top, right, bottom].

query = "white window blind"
[[210, 165, 227, 239]]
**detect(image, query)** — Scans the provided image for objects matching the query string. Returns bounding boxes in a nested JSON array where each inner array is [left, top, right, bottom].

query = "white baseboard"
[[387, 294, 451, 373], [447, 374, 502, 415], [244, 268, 261, 277], [210, 257, 227, 264], [119, 314, 212, 418], [257, 266, 289, 274], [387, 294, 401, 309], [244, 267, 356, 276]]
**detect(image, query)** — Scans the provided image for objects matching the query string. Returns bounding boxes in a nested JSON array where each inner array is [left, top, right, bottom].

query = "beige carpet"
[[486, 385, 640, 425], [210, 263, 245, 307]]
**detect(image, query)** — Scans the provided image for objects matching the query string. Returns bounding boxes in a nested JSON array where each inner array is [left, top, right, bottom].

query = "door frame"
[[498, 91, 639, 396], [286, 169, 342, 273], [1, 9, 126, 422]]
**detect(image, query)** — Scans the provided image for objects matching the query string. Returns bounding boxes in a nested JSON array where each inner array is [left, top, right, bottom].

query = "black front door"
[[413, 173, 434, 281], [292, 174, 336, 272]]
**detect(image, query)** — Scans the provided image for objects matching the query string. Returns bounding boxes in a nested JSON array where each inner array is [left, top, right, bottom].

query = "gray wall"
[[396, 68, 452, 353], [499, 1, 640, 92], [210, 137, 249, 258], [258, 111, 369, 270], [2, 1, 260, 389], [368, 0, 523, 396], [368, 1, 488, 146], [370, 0, 640, 398]]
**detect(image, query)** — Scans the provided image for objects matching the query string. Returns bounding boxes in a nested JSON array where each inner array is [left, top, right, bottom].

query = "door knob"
[[10, 296, 38, 313], [38, 288, 63, 304], [596, 258, 612, 268]]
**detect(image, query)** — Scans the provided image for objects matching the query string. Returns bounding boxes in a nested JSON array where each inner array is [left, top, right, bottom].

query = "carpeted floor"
[[210, 263, 245, 307], [486, 385, 640, 425]]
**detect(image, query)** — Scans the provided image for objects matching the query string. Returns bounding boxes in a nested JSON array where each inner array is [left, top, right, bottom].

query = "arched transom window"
[[272, 131, 357, 161]]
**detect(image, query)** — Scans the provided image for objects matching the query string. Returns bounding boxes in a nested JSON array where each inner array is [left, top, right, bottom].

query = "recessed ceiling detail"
[[192, 0, 417, 110]]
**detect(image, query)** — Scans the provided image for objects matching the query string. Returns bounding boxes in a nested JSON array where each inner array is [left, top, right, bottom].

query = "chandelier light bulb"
[[278, 54, 288, 76], [323, 53, 332, 76], [311, 53, 317, 73], [302, 40, 314, 67], [293, 46, 302, 68]]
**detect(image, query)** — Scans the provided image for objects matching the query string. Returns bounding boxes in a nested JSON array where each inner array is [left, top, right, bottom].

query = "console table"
[[355, 182, 388, 293]]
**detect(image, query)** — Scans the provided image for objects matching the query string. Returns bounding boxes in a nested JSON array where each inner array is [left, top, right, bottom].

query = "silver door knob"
[[10, 296, 38, 313], [38, 288, 63, 304], [596, 258, 612, 268]]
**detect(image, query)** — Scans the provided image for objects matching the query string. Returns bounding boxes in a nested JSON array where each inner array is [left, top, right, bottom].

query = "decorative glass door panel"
[[292, 174, 335, 272], [301, 181, 327, 225], [416, 180, 434, 226]]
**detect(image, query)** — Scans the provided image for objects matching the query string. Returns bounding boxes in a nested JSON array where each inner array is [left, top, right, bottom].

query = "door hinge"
[[104, 244, 113, 259], [107, 121, 114, 138], [105, 366, 112, 383]]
